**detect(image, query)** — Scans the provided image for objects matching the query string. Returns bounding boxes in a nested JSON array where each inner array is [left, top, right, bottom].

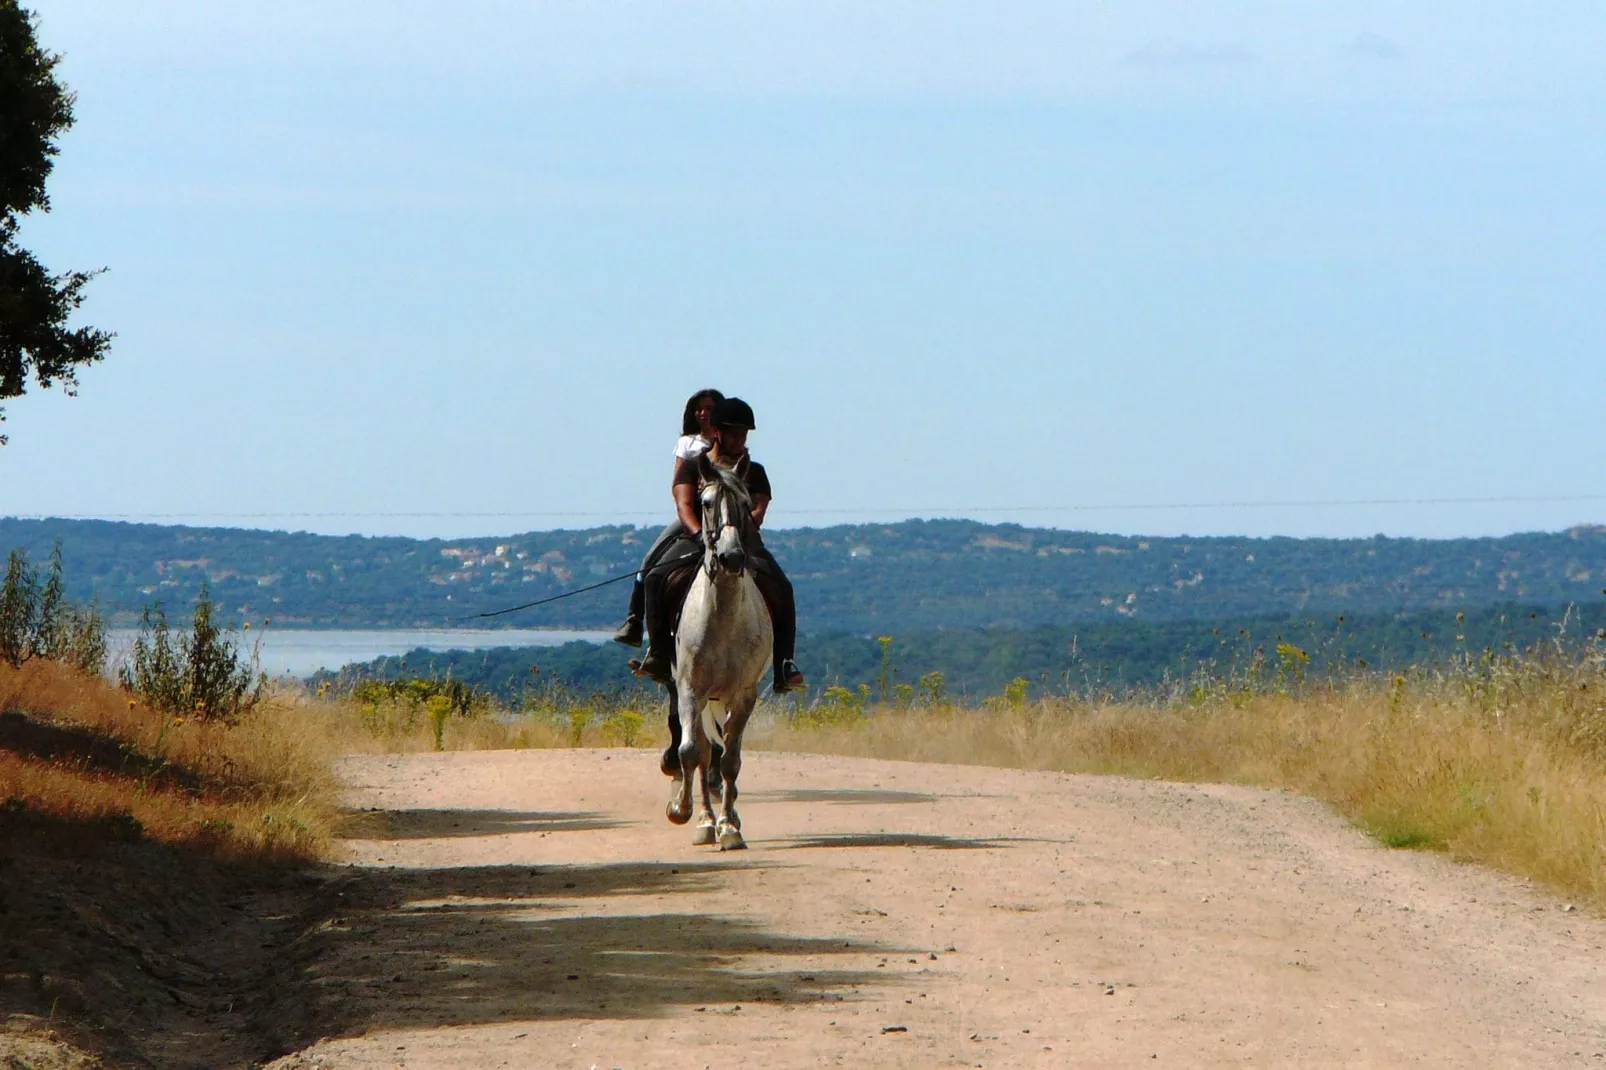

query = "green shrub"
[[347, 675, 488, 740], [0, 548, 39, 666], [0, 544, 107, 674], [876, 634, 895, 702], [119, 584, 263, 722], [791, 684, 867, 728], [985, 677, 1030, 709], [568, 707, 594, 746], [426, 695, 453, 751], [601, 709, 645, 747]]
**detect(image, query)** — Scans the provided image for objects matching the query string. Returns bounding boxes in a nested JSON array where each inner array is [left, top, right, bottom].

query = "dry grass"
[[302, 690, 668, 754], [757, 650, 1606, 908], [0, 659, 340, 862], [25, 630, 1586, 906]]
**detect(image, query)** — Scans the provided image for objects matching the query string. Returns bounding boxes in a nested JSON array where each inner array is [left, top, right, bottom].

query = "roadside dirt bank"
[[0, 809, 326, 1069]]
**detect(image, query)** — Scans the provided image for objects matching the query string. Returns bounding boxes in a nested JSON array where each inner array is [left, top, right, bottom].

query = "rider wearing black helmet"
[[633, 396, 805, 694], [612, 388, 724, 647]]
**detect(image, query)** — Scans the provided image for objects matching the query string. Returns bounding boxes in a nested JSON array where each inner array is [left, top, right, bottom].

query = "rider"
[[633, 396, 806, 694], [612, 388, 724, 648]]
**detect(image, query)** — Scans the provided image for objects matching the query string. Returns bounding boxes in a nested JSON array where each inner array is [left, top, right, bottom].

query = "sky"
[[4, 1, 1604, 541]]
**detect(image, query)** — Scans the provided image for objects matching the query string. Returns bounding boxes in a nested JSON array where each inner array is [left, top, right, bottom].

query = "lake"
[[107, 628, 612, 678]]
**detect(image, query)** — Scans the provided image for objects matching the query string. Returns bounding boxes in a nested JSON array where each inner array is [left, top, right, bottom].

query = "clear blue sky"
[[6, 2, 1603, 540]]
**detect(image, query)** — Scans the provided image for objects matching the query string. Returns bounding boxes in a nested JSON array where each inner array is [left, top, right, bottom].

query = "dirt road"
[[271, 749, 1606, 1068]]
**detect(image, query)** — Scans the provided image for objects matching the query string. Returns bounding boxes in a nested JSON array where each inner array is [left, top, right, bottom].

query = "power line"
[[4, 494, 1605, 523]]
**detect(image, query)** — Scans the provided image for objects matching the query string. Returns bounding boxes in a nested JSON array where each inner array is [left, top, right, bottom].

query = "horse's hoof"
[[716, 819, 745, 851], [666, 800, 692, 825], [692, 821, 717, 846]]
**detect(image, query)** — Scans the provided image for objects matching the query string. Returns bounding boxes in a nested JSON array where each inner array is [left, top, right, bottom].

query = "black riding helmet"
[[711, 397, 756, 431]]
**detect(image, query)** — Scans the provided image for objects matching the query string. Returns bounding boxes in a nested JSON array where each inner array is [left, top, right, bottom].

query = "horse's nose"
[[718, 548, 747, 572]]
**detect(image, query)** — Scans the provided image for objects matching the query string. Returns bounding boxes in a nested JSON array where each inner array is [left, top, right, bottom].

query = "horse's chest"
[[678, 582, 772, 691]]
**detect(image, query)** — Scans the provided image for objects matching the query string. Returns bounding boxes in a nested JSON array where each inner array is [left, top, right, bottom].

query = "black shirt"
[[673, 454, 773, 500]]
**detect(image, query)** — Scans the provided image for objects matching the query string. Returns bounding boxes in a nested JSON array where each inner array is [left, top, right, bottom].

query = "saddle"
[[655, 534, 775, 649]]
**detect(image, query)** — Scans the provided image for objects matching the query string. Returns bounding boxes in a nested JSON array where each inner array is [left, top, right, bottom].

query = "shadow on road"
[[293, 859, 904, 1041], [344, 808, 627, 839], [751, 787, 939, 806], [772, 832, 1012, 851]]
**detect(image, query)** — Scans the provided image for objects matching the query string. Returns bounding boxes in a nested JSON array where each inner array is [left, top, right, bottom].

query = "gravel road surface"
[[270, 749, 1606, 1068]]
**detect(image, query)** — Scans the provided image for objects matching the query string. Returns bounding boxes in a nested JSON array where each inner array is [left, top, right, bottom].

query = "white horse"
[[663, 454, 773, 851]]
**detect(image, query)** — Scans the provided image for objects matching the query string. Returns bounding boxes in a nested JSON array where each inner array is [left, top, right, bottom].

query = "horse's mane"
[[703, 456, 754, 507]]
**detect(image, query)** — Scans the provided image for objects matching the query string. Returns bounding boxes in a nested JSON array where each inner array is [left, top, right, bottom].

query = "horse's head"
[[696, 453, 754, 576]]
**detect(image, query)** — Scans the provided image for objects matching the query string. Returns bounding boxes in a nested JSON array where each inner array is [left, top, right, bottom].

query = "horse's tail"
[[701, 701, 725, 749]]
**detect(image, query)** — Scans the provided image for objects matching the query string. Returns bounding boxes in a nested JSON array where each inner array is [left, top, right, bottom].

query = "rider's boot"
[[612, 579, 645, 647], [629, 575, 674, 683], [773, 658, 805, 694], [631, 641, 673, 684]]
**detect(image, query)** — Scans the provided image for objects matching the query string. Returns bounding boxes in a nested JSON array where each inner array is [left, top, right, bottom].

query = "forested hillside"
[[315, 601, 1606, 703], [2, 517, 1603, 633]]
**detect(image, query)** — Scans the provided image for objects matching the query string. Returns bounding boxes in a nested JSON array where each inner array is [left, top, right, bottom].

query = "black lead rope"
[[453, 549, 704, 623]]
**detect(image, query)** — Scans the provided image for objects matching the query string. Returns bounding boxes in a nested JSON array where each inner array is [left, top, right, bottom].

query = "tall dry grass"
[[758, 647, 1606, 907], [302, 687, 667, 755], [0, 659, 341, 861]]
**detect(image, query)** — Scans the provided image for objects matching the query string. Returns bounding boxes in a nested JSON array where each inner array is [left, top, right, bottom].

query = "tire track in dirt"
[[270, 750, 1606, 1068]]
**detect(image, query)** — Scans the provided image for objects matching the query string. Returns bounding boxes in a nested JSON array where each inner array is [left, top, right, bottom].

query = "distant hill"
[[313, 601, 1606, 703], [2, 516, 1604, 633]]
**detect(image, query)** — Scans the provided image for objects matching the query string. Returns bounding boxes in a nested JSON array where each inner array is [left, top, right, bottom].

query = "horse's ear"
[[734, 454, 751, 480], [697, 452, 716, 481]]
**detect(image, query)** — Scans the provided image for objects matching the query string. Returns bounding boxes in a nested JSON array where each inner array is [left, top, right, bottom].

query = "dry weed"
[[0, 659, 339, 861], [759, 652, 1606, 907], [300, 691, 669, 754]]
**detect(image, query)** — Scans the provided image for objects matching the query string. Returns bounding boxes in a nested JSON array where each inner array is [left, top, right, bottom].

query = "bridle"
[[698, 460, 755, 578]]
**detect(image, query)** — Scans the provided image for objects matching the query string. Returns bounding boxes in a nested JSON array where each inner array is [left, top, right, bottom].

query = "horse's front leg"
[[715, 696, 755, 851], [668, 683, 717, 843], [690, 702, 719, 845]]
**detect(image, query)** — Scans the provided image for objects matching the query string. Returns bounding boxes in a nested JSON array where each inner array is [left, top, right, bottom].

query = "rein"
[[699, 463, 755, 578]]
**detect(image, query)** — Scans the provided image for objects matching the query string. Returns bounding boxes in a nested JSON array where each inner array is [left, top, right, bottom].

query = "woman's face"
[[694, 397, 718, 436], [714, 426, 749, 455]]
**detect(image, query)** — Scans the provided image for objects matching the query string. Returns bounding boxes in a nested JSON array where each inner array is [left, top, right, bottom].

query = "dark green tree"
[[0, 1, 110, 443]]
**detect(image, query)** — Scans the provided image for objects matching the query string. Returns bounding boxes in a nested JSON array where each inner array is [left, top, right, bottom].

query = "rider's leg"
[[633, 564, 675, 682], [614, 521, 685, 647], [633, 535, 698, 683], [749, 542, 803, 693], [612, 579, 646, 647]]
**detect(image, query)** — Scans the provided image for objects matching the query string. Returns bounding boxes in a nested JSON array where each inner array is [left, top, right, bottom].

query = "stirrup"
[[630, 652, 673, 683], [772, 659, 805, 694]]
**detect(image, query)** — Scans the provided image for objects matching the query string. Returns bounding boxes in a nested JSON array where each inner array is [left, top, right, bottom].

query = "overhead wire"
[[7, 493, 1605, 523]]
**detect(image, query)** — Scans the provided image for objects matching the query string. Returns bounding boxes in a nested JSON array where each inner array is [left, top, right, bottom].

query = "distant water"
[[107, 628, 611, 679]]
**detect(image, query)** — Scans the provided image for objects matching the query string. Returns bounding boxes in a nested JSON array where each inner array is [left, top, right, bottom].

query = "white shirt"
[[674, 434, 711, 461]]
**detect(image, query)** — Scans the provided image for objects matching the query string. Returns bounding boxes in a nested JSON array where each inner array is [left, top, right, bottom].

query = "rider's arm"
[[672, 435, 707, 485], [747, 461, 773, 529], [671, 437, 690, 485], [674, 482, 701, 535]]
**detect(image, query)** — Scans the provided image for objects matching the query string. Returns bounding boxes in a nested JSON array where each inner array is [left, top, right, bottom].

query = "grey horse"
[[662, 454, 773, 851]]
